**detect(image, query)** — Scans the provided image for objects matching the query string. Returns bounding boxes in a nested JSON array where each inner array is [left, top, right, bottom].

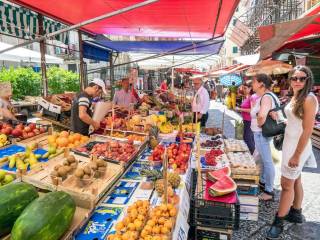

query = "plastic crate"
[[190, 170, 240, 230], [188, 226, 232, 240], [236, 183, 259, 195]]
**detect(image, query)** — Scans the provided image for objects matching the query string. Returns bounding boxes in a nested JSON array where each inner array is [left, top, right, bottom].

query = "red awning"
[[259, 5, 320, 59], [207, 64, 249, 77], [11, 0, 239, 38]]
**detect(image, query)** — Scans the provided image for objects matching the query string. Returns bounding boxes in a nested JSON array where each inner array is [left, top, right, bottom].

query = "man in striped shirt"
[[71, 78, 106, 135]]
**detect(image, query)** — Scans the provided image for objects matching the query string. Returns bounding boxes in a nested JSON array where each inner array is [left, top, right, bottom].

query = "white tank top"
[[250, 92, 279, 132]]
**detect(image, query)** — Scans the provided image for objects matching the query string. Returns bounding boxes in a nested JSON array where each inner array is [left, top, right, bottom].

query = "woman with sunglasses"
[[267, 66, 318, 239]]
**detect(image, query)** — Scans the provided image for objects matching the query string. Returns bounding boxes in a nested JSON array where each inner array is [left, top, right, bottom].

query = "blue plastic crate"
[[75, 206, 123, 240]]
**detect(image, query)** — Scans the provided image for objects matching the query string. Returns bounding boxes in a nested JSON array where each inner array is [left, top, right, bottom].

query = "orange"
[[57, 137, 68, 147], [81, 135, 89, 143], [68, 135, 75, 144], [74, 140, 81, 146], [59, 131, 69, 138], [73, 133, 82, 141]]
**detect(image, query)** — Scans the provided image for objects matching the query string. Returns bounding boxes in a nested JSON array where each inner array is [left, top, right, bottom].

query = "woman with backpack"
[[251, 74, 280, 201]]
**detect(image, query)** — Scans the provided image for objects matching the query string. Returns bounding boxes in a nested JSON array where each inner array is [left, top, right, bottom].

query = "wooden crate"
[[231, 165, 260, 176], [22, 153, 124, 209], [232, 174, 259, 184], [17, 133, 50, 149]]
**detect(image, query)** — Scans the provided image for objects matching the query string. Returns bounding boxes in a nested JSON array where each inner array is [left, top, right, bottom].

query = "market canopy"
[[259, 5, 320, 59], [127, 53, 221, 69], [11, 0, 239, 38], [84, 39, 224, 55], [0, 41, 63, 64], [83, 42, 111, 61]]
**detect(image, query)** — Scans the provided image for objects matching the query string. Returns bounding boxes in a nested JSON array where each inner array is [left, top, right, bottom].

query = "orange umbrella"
[[246, 60, 293, 76]]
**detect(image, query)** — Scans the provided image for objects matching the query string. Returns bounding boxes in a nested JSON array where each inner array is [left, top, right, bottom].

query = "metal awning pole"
[[38, 14, 48, 97], [171, 56, 174, 91], [0, 0, 158, 54], [109, 52, 115, 100], [78, 31, 85, 91]]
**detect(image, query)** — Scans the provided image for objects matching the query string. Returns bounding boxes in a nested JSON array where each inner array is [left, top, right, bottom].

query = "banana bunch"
[[158, 122, 174, 134]]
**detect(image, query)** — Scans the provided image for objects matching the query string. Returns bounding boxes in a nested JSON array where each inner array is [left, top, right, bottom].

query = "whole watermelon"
[[11, 191, 76, 240], [0, 182, 38, 237]]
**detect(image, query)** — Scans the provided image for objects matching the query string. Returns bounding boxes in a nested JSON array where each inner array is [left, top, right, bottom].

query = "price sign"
[[172, 207, 190, 240], [178, 183, 190, 219]]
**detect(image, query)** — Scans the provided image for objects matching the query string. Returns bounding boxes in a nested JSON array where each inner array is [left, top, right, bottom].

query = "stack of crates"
[[189, 170, 240, 240], [232, 167, 260, 221]]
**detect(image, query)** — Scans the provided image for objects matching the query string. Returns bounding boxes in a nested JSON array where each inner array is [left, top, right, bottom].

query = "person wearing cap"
[[192, 77, 210, 127], [71, 78, 106, 135], [113, 78, 137, 109]]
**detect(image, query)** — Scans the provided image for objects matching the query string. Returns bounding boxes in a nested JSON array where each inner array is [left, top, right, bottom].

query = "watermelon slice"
[[209, 175, 237, 197], [207, 166, 231, 182]]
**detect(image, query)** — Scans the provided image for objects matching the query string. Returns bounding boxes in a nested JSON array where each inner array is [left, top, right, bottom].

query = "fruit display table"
[[0, 112, 261, 240]]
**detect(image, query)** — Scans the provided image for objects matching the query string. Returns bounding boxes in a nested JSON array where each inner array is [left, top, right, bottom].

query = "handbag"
[[261, 93, 286, 137], [273, 134, 285, 151]]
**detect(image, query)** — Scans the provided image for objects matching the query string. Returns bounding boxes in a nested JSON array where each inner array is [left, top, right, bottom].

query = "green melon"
[[11, 191, 76, 240], [0, 182, 38, 237]]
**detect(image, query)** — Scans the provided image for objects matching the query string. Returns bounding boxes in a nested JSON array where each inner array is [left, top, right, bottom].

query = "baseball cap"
[[90, 78, 107, 94]]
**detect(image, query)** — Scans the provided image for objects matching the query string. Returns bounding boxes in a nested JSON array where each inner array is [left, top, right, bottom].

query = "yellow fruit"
[[158, 217, 166, 225], [144, 225, 152, 234], [169, 208, 177, 217], [137, 214, 144, 221], [115, 221, 124, 231], [161, 226, 170, 234], [128, 222, 135, 231], [146, 219, 155, 227], [152, 225, 160, 234], [123, 217, 131, 226], [134, 219, 143, 230], [164, 219, 173, 230]]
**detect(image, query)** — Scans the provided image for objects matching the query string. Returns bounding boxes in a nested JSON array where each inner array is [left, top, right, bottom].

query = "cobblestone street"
[[207, 101, 320, 240]]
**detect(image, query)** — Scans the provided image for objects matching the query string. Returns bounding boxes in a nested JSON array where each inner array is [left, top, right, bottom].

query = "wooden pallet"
[[231, 174, 260, 184], [231, 165, 260, 176], [22, 153, 124, 209]]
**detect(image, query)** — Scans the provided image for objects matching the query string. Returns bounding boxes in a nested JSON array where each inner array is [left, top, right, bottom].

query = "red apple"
[[33, 129, 40, 135], [12, 129, 22, 137], [22, 132, 28, 139], [39, 127, 46, 133], [24, 126, 31, 133], [27, 132, 35, 138], [16, 124, 24, 131], [29, 123, 36, 130]]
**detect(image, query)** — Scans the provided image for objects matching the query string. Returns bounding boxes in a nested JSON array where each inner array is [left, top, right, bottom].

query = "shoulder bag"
[[260, 93, 286, 137]]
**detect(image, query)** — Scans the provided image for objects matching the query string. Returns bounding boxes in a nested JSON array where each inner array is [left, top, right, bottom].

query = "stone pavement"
[[206, 101, 320, 240]]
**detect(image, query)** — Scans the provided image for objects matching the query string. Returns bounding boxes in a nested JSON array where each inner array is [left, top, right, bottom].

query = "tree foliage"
[[0, 67, 80, 99]]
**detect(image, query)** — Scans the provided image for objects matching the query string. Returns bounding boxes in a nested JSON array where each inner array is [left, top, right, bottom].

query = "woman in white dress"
[[267, 66, 318, 239]]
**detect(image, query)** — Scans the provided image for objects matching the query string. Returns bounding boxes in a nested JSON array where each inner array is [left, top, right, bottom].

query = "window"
[[232, 46, 238, 54]]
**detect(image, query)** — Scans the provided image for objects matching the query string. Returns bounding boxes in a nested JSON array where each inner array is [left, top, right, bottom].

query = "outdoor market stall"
[[0, 99, 262, 240]]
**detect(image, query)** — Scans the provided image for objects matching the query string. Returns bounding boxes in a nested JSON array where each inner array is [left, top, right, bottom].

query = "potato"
[[67, 155, 76, 163]]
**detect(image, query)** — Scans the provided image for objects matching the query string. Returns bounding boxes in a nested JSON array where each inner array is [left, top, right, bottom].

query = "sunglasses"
[[290, 76, 309, 82]]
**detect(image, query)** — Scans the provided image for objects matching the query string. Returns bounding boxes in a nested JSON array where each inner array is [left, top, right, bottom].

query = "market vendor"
[[192, 76, 210, 127], [71, 78, 106, 135], [113, 78, 137, 109]]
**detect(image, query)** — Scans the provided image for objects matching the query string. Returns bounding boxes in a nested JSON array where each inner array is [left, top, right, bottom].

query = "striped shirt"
[[71, 92, 93, 135]]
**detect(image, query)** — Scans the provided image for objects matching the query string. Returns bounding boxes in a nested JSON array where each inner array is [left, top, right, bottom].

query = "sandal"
[[259, 181, 266, 191], [259, 191, 274, 201]]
